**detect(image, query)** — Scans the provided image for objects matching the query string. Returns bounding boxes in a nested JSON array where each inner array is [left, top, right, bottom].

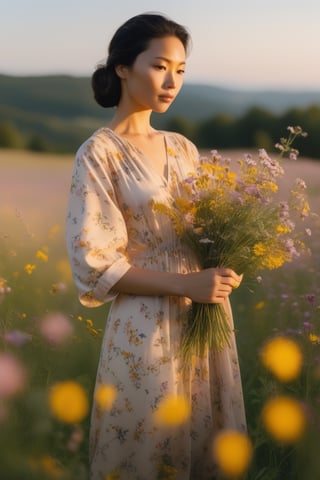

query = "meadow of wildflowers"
[[0, 151, 106, 479], [0, 146, 319, 479]]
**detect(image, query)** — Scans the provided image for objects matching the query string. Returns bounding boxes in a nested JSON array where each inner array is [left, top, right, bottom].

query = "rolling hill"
[[0, 74, 319, 152]]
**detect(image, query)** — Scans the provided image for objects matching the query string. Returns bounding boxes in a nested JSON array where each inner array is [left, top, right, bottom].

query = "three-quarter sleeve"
[[66, 140, 131, 307]]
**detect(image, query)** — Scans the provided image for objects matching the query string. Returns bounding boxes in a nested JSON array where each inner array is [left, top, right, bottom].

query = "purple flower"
[[279, 201, 289, 216], [244, 185, 261, 198], [284, 238, 300, 259], [306, 294, 316, 306], [243, 153, 256, 166], [229, 191, 246, 204], [258, 149, 284, 177], [3, 330, 32, 346], [302, 321, 313, 330]]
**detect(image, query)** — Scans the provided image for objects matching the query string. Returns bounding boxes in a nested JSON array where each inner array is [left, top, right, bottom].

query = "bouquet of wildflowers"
[[154, 126, 311, 362]]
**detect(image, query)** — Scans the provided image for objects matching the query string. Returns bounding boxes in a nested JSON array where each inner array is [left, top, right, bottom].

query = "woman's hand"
[[183, 268, 243, 304]]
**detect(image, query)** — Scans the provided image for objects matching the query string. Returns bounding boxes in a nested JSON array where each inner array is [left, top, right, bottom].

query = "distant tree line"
[[0, 105, 319, 158], [169, 105, 320, 158], [0, 121, 49, 152]]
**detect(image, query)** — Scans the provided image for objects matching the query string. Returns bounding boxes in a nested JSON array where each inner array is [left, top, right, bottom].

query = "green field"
[[1, 148, 320, 479]]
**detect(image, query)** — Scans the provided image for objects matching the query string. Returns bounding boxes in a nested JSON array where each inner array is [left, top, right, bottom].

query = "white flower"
[[295, 178, 307, 189], [199, 238, 214, 244]]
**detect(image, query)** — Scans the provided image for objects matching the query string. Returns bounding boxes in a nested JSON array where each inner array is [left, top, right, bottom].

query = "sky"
[[2, 0, 320, 90]]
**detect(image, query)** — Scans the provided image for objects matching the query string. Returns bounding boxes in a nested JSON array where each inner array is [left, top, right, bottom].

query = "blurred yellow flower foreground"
[[95, 384, 117, 411], [260, 336, 303, 382], [154, 394, 191, 427], [212, 430, 253, 478], [262, 395, 306, 443], [49, 381, 89, 424]]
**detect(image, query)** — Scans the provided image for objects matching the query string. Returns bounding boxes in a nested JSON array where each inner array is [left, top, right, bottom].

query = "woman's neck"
[[108, 104, 156, 136]]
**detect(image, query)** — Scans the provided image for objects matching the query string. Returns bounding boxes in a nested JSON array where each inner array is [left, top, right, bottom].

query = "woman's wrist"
[[112, 267, 189, 298]]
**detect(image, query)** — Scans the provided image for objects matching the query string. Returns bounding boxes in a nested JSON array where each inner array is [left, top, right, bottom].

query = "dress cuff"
[[79, 257, 132, 307]]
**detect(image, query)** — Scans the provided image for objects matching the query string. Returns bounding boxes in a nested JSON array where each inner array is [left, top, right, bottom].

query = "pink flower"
[[67, 425, 84, 452], [0, 353, 28, 398], [39, 312, 74, 345]]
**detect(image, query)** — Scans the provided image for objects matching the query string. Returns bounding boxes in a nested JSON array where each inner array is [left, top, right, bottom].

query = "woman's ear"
[[115, 65, 128, 79]]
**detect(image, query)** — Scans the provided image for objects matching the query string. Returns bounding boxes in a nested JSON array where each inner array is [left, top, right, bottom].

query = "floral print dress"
[[66, 127, 246, 480]]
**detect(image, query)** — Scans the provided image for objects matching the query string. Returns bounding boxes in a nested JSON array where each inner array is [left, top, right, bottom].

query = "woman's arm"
[[112, 266, 242, 304]]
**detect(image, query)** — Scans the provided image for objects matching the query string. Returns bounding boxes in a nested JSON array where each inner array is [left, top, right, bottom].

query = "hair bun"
[[91, 65, 120, 108]]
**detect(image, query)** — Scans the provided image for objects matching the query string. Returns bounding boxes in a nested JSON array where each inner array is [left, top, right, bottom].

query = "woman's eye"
[[178, 69, 185, 75], [154, 65, 166, 70]]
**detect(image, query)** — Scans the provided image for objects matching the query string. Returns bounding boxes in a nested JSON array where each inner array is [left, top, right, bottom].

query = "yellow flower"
[[85, 318, 103, 337], [24, 263, 36, 275], [38, 455, 62, 478], [225, 171, 236, 186], [36, 249, 48, 262], [105, 471, 120, 480], [49, 224, 61, 239], [309, 333, 320, 344], [212, 430, 253, 478], [262, 396, 306, 443], [253, 242, 266, 256], [246, 166, 258, 179], [154, 394, 191, 426], [261, 252, 289, 270], [254, 241, 289, 270], [95, 384, 117, 411], [301, 201, 310, 217], [260, 336, 303, 382], [276, 224, 292, 234], [174, 197, 192, 214], [49, 381, 89, 424], [255, 301, 265, 310], [262, 181, 278, 192]]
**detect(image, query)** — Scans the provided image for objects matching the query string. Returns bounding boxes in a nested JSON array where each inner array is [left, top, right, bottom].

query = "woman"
[[66, 13, 246, 480]]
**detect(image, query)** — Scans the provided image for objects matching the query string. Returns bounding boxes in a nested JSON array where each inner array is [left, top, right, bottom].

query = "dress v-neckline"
[[104, 127, 170, 182]]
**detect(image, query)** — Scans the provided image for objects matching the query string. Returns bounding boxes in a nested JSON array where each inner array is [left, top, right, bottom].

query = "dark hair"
[[91, 13, 190, 108]]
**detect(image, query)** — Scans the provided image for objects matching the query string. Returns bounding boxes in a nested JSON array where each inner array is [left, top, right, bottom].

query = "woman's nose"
[[164, 71, 176, 88]]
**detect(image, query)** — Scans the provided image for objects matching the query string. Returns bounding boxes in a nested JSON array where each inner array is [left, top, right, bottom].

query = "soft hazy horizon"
[[2, 0, 320, 91]]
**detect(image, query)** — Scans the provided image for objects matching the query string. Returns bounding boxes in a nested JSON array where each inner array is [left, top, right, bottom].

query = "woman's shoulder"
[[76, 127, 121, 157], [165, 130, 199, 157]]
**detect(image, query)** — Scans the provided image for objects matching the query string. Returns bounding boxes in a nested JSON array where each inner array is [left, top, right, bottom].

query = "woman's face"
[[117, 36, 186, 113]]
